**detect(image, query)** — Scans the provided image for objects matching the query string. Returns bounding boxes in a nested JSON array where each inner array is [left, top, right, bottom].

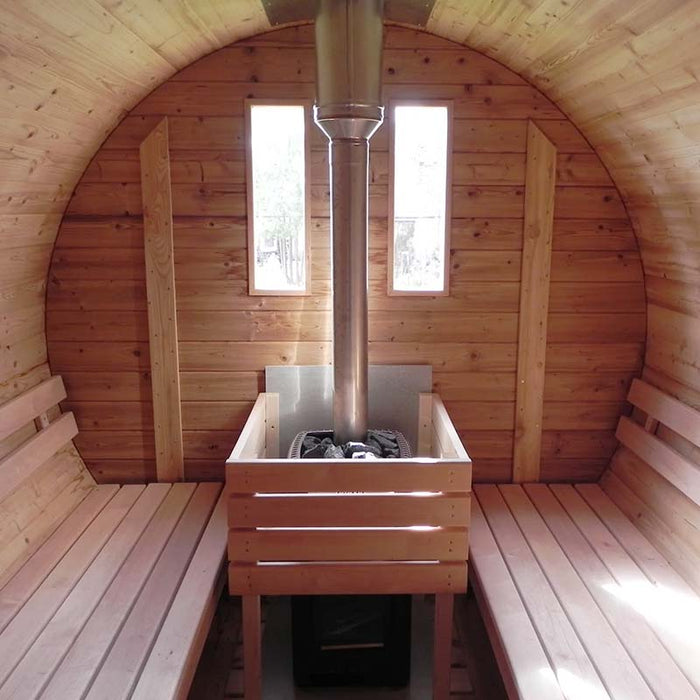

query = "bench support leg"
[[433, 593, 454, 700], [243, 594, 262, 700]]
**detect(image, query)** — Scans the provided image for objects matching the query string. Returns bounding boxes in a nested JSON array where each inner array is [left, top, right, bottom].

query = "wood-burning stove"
[[292, 594, 412, 687]]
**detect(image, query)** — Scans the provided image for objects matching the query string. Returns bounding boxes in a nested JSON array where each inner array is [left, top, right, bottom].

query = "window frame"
[[245, 98, 313, 296], [387, 99, 453, 297]]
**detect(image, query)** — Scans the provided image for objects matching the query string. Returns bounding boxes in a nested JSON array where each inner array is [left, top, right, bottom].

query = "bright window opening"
[[390, 103, 450, 294], [247, 103, 309, 294]]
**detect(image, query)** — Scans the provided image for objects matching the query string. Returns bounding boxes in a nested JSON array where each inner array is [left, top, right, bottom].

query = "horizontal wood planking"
[[227, 459, 470, 494], [228, 528, 469, 563], [229, 494, 471, 528], [47, 309, 644, 343], [0, 413, 79, 504], [46, 25, 644, 483], [49, 248, 642, 285], [0, 445, 95, 586], [73, 430, 238, 461], [0, 376, 66, 442], [56, 215, 633, 250], [616, 415, 700, 509], [46, 277, 645, 314], [229, 561, 467, 595], [80, 151, 611, 189], [628, 377, 700, 447]]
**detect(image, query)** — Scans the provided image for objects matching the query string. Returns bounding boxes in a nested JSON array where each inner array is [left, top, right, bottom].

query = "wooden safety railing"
[[225, 392, 471, 700]]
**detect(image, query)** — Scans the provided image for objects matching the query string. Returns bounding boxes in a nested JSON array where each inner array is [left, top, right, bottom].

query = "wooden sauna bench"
[[0, 375, 227, 700], [470, 378, 700, 700], [225, 392, 472, 700]]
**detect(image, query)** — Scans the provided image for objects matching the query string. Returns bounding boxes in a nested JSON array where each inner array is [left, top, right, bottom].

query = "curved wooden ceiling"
[[2, 0, 699, 401]]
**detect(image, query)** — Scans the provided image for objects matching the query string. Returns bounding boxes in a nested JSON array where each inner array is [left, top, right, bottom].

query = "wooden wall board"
[[140, 119, 184, 482], [513, 122, 557, 482], [0, 0, 672, 491], [45, 25, 645, 484]]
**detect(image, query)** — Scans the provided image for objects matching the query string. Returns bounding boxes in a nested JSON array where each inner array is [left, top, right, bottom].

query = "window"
[[246, 101, 310, 295], [389, 102, 451, 295]]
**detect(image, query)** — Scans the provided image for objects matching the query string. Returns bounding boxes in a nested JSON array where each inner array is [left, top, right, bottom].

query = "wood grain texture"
[[0, 482, 226, 700], [46, 25, 644, 485], [513, 122, 556, 483], [140, 118, 184, 482], [0, 412, 79, 505], [471, 483, 700, 700], [602, 378, 700, 595], [1, 2, 700, 493], [229, 561, 467, 595], [0, 376, 66, 443]]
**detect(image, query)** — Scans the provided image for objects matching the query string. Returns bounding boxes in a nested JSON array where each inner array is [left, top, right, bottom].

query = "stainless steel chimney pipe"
[[314, 0, 384, 445]]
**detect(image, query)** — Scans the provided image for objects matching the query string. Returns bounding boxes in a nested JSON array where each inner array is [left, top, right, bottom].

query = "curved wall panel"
[[46, 25, 645, 484], [1, 0, 698, 485]]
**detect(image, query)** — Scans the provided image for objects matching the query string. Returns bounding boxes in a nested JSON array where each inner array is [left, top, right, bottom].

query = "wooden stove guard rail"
[[225, 393, 472, 699]]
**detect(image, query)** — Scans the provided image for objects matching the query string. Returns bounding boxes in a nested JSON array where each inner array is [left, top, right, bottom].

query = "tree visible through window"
[[390, 103, 450, 294], [247, 103, 309, 294]]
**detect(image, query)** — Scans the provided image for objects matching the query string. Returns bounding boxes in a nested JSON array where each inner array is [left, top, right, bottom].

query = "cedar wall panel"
[[46, 25, 646, 484]]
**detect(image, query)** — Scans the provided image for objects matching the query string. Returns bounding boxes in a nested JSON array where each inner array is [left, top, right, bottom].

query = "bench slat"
[[0, 376, 66, 443], [41, 483, 197, 700], [628, 378, 700, 448], [84, 482, 221, 700], [0, 485, 144, 688], [229, 494, 470, 528], [229, 561, 466, 595], [469, 498, 565, 700], [228, 527, 469, 562], [0, 412, 79, 505], [227, 459, 470, 494], [474, 484, 609, 699], [616, 415, 700, 507], [525, 484, 678, 700], [0, 484, 171, 700], [132, 490, 228, 700], [0, 485, 118, 634], [551, 484, 700, 697], [504, 484, 655, 700]]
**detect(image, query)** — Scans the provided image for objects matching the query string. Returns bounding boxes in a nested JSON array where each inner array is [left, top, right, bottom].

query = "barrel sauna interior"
[[2, 3, 700, 699]]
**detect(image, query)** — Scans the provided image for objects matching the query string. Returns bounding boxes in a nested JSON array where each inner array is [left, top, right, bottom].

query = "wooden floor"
[[189, 592, 506, 700]]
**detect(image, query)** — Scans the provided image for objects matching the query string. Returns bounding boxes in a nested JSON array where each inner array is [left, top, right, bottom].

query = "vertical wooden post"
[[264, 393, 280, 458], [513, 121, 557, 483], [140, 118, 184, 482], [433, 592, 454, 700], [418, 393, 433, 457], [243, 594, 262, 700]]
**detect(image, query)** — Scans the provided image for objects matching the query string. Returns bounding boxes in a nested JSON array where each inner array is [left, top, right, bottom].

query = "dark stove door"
[[292, 594, 412, 687]]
